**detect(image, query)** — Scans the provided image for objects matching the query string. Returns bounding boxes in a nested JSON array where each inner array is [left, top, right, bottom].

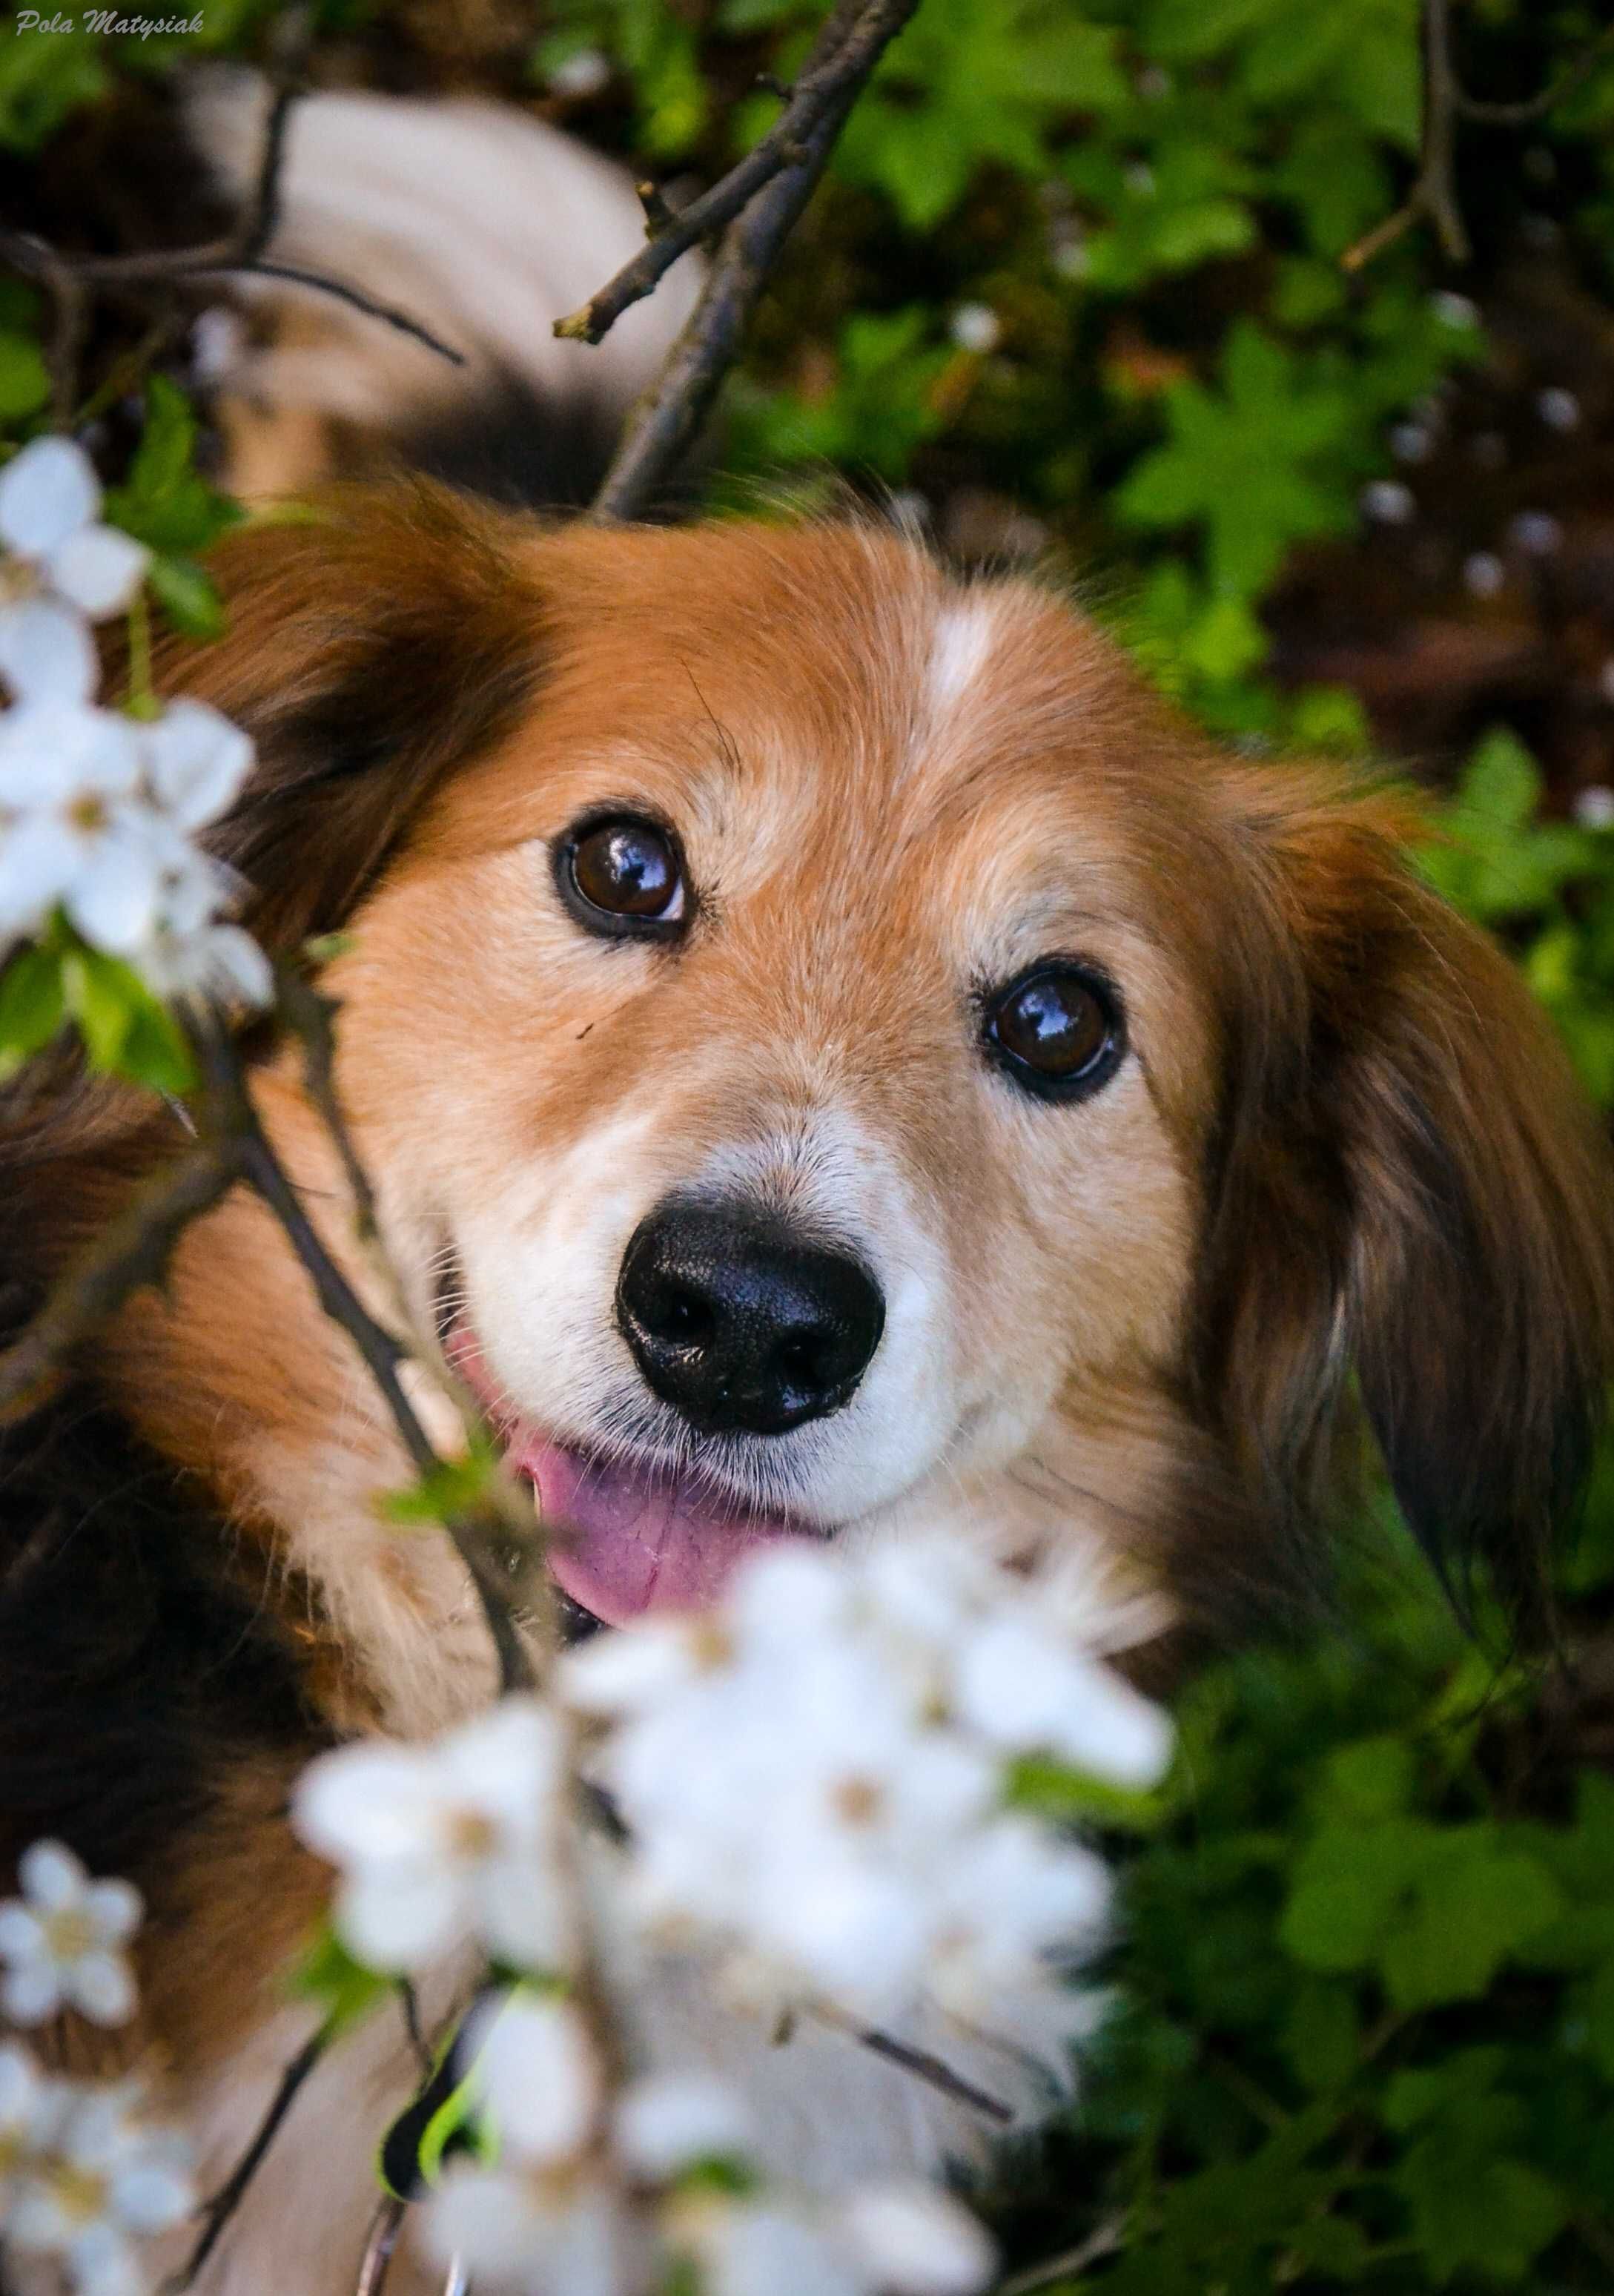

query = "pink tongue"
[[516, 1439, 800, 1625], [447, 1325, 804, 1625]]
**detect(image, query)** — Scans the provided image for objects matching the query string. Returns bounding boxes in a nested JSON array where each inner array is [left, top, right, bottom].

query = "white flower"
[[838, 2183, 996, 2296], [426, 2162, 631, 2296], [0, 438, 149, 706], [293, 1697, 574, 1975], [469, 1993, 600, 2166], [949, 304, 1001, 355], [952, 1614, 1172, 1787], [548, 46, 611, 99], [613, 2076, 753, 2183], [0, 1841, 141, 2027], [563, 1537, 1162, 2033], [689, 2200, 864, 2296], [136, 699, 253, 834], [0, 2039, 56, 2191], [5, 2079, 192, 2296], [0, 702, 152, 951]]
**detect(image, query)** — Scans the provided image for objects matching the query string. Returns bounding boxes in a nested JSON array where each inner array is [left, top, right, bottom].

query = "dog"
[[2, 486, 1611, 2292], [184, 72, 705, 506]]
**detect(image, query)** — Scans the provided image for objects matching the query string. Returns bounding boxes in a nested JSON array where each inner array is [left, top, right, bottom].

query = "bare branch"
[[1343, 0, 1468, 271], [995, 2215, 1128, 2296], [555, 0, 918, 350], [587, 0, 920, 521], [1453, 16, 1614, 125], [806, 2003, 1014, 2125], [165, 2022, 331, 2294], [0, 47, 459, 422], [1343, 0, 1614, 274]]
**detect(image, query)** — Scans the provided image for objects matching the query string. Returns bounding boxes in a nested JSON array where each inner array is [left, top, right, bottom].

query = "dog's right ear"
[[153, 482, 548, 957]]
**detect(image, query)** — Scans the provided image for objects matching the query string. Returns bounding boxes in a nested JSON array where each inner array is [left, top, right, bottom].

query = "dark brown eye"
[[984, 963, 1123, 1101], [557, 814, 689, 940]]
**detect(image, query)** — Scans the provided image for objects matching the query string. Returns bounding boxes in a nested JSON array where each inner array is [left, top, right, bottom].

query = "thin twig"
[[807, 2004, 1014, 2125], [588, 0, 920, 521], [556, 0, 916, 349], [354, 2194, 408, 2296], [995, 2214, 1128, 2296], [0, 1137, 242, 1424], [165, 2022, 331, 2293], [190, 1020, 538, 1695], [0, 48, 458, 421], [1453, 16, 1614, 124], [1343, 0, 1468, 271]]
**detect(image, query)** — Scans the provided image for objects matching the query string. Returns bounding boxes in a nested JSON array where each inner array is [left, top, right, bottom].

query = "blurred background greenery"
[[4, 0, 1614, 2285]]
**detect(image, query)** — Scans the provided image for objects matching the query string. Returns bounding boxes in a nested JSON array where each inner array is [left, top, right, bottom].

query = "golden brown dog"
[[3, 485, 1610, 2289]]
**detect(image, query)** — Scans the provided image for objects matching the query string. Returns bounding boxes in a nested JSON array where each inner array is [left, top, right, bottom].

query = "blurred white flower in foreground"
[[0, 438, 148, 707], [424, 1992, 629, 2296], [0, 1841, 141, 2028], [562, 1537, 1171, 2027], [294, 1695, 575, 1974], [0, 2041, 56, 2192], [4, 2080, 193, 2296], [678, 2181, 994, 2296]]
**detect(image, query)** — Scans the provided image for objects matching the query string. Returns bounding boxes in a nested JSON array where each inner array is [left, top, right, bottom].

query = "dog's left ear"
[[1201, 770, 1614, 1617], [151, 481, 549, 957]]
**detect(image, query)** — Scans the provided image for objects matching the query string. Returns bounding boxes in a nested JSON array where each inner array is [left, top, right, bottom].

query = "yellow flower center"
[[46, 2161, 108, 2229], [43, 1907, 98, 1962]]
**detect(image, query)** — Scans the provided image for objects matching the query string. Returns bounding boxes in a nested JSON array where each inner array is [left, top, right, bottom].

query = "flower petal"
[[65, 826, 165, 956], [1, 1956, 64, 2024], [139, 698, 254, 831], [336, 1866, 464, 1973], [19, 1838, 87, 1910], [46, 525, 150, 621], [0, 595, 99, 706], [67, 1950, 137, 2027], [84, 1877, 143, 1944], [0, 436, 101, 558]]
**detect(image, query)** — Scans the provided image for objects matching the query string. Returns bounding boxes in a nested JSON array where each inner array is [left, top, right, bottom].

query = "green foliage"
[[0, 920, 194, 1095], [1035, 1547, 1614, 2292], [1421, 730, 1614, 1104], [288, 1924, 389, 2039], [104, 377, 241, 641]]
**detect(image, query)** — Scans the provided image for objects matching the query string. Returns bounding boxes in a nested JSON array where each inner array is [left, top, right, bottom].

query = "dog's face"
[[164, 492, 1613, 1634], [316, 524, 1224, 1620]]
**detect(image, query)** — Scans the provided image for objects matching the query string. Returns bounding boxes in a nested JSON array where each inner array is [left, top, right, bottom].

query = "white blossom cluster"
[[0, 1844, 194, 2296], [0, 435, 268, 1008], [563, 1537, 1171, 2028], [293, 1535, 1174, 2295], [420, 1992, 997, 2296]]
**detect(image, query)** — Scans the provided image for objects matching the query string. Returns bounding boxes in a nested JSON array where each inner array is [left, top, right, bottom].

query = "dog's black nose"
[[616, 1201, 884, 1436]]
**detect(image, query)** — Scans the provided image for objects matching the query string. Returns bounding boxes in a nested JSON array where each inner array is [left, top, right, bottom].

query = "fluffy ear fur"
[[152, 481, 548, 956], [1200, 771, 1614, 1618]]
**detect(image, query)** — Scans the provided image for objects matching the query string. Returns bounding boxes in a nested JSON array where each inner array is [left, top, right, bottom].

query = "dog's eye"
[[983, 963, 1123, 1100], [557, 814, 688, 940]]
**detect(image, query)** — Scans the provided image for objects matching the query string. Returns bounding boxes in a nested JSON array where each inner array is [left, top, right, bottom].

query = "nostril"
[[649, 1282, 714, 1348]]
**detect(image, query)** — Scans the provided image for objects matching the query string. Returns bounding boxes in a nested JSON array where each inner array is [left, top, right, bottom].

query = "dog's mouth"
[[443, 1321, 814, 1628]]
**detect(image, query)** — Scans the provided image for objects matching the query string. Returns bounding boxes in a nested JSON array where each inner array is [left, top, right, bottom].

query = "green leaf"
[[1114, 320, 1352, 595], [59, 946, 194, 1095], [104, 377, 242, 555], [287, 1923, 388, 2039], [382, 1432, 500, 1525], [0, 942, 65, 1072], [836, 0, 1128, 230], [148, 555, 227, 641], [0, 329, 50, 420]]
